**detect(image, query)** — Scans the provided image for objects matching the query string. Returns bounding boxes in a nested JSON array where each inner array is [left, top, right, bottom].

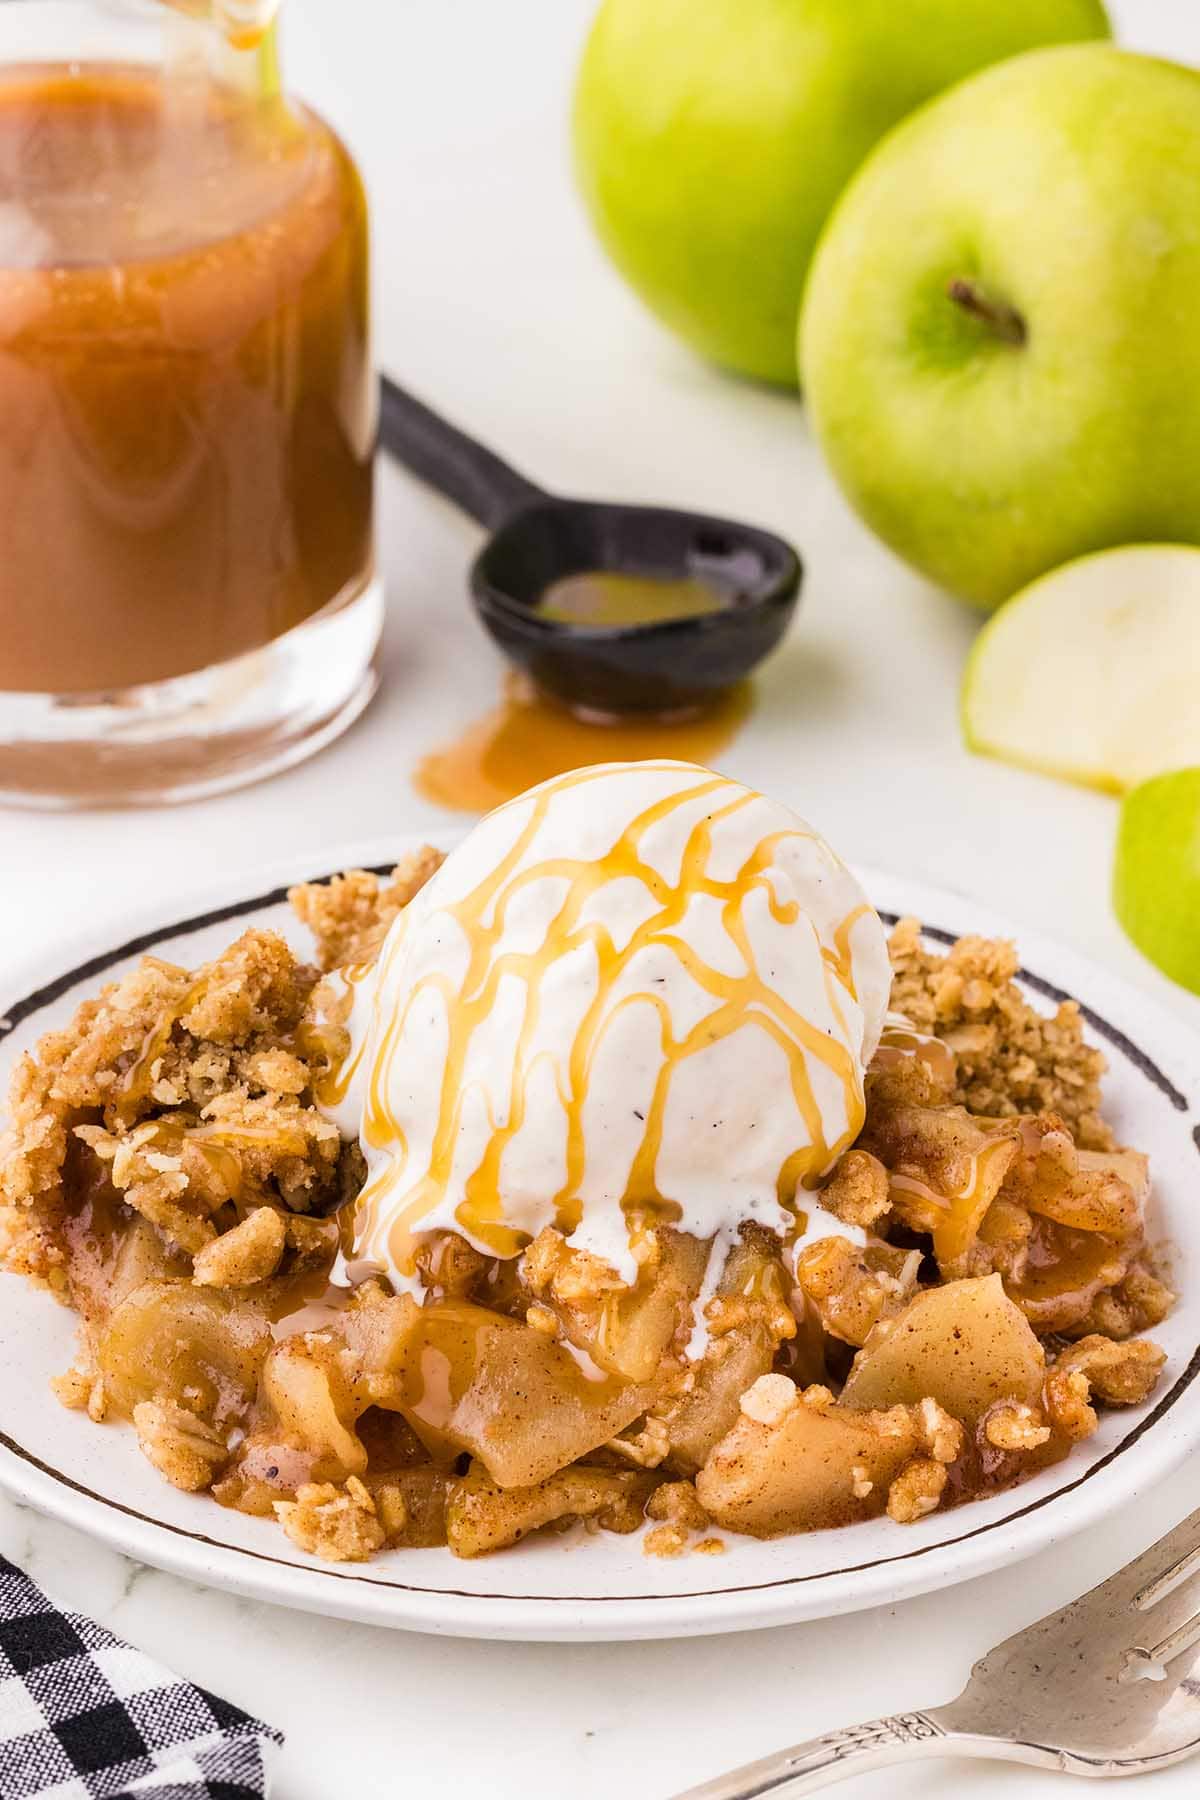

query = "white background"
[[4, 2, 1200, 1795]]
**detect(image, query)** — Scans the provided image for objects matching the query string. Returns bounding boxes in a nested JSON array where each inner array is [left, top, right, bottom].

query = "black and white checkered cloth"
[[0, 1556, 281, 1799]]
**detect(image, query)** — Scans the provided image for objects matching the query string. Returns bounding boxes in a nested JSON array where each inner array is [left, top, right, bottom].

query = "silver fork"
[[673, 1506, 1200, 1796]]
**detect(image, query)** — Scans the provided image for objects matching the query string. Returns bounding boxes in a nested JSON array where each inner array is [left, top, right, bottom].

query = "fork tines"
[[1134, 1537, 1200, 1613], [1120, 1513, 1200, 1684]]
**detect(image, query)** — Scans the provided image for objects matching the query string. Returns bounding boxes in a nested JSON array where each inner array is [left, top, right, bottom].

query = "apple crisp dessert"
[[0, 854, 1172, 1563]]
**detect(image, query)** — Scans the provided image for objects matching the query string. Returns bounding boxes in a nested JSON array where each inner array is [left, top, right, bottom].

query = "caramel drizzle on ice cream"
[[346, 763, 883, 1279]]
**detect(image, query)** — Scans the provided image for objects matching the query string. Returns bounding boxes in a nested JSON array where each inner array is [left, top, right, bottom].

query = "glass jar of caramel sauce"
[[0, 4, 377, 804]]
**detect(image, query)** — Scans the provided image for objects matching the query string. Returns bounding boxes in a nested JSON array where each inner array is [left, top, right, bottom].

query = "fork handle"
[[669, 1709, 998, 1798]]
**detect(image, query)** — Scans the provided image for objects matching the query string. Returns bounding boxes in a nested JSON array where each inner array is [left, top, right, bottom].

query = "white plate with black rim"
[[1, 839, 1198, 1642]]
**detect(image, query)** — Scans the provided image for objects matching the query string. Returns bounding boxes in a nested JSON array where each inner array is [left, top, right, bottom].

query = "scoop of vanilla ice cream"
[[337, 761, 890, 1287]]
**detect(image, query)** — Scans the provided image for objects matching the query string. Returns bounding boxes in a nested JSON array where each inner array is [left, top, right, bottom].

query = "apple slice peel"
[[1114, 768, 1200, 997]]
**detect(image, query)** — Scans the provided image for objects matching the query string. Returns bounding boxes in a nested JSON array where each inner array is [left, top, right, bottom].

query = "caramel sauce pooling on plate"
[[414, 672, 752, 814], [0, 66, 373, 694]]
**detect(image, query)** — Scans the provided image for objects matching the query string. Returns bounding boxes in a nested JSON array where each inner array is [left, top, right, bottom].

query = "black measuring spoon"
[[378, 375, 802, 718]]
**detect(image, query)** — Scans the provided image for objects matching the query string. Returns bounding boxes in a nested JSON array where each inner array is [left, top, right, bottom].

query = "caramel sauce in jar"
[[0, 66, 372, 694]]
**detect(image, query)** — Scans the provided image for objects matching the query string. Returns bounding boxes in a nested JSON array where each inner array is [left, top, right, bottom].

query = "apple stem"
[[948, 278, 1027, 347]]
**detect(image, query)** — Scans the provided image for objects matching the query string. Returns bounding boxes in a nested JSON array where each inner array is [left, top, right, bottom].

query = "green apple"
[[1114, 769, 1200, 995], [962, 545, 1200, 792], [802, 46, 1200, 607], [573, 0, 1110, 389]]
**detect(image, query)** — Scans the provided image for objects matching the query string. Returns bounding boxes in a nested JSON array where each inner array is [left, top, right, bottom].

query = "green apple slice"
[[962, 545, 1200, 793], [1114, 769, 1200, 995]]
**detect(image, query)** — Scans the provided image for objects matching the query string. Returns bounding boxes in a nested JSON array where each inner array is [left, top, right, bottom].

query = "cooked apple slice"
[[520, 1227, 709, 1384], [261, 1340, 369, 1479], [398, 1300, 656, 1488], [593, 1230, 711, 1382], [99, 1280, 271, 1426], [445, 1461, 653, 1558], [962, 545, 1200, 793], [839, 1274, 1044, 1425], [696, 1383, 920, 1536], [663, 1326, 777, 1477], [660, 1234, 795, 1473], [1003, 1217, 1132, 1335]]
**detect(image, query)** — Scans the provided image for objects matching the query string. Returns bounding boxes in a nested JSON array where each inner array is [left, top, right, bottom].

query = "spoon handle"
[[378, 374, 547, 532]]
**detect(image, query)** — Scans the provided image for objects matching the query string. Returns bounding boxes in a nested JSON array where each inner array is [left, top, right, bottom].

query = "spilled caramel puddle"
[[414, 674, 752, 814]]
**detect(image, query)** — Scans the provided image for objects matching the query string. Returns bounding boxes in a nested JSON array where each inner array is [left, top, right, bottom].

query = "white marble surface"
[[4, 1, 1200, 1794]]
